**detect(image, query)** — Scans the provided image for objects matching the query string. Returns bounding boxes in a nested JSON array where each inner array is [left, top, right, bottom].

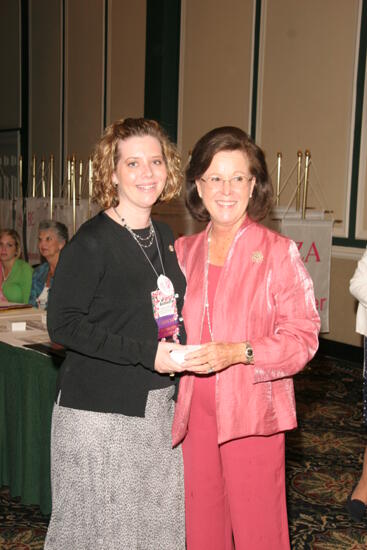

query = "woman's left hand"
[[182, 342, 245, 375]]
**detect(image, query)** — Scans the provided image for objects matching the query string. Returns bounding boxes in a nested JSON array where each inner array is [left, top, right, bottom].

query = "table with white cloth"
[[0, 307, 62, 515]]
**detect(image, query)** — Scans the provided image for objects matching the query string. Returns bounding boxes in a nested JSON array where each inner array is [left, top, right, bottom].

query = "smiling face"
[[112, 135, 167, 217], [38, 229, 65, 262], [0, 233, 18, 265], [196, 150, 256, 231]]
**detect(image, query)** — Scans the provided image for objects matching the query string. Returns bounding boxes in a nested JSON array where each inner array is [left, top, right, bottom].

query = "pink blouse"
[[172, 217, 320, 446]]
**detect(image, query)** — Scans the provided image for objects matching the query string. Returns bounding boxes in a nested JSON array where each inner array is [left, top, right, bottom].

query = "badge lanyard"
[[113, 209, 180, 342]]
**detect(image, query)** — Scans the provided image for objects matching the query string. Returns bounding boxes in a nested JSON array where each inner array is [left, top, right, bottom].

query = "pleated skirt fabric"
[[44, 386, 185, 550]]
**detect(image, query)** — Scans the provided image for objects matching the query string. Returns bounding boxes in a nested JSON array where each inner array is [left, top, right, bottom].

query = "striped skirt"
[[44, 386, 185, 550]]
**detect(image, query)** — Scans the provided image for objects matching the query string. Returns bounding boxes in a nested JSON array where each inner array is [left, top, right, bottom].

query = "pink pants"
[[182, 376, 291, 550]]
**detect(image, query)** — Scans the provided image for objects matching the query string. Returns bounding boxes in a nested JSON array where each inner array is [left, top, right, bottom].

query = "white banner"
[[0, 199, 14, 229], [25, 197, 51, 263], [14, 199, 24, 252], [0, 198, 23, 232], [0, 198, 24, 255], [280, 219, 333, 333], [25, 198, 100, 264]]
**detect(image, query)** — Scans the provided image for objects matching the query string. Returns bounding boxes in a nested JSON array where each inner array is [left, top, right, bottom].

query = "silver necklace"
[[200, 228, 214, 343], [113, 207, 154, 248], [113, 207, 174, 295]]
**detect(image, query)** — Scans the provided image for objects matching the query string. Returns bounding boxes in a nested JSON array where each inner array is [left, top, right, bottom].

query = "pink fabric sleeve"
[[251, 240, 320, 383], [174, 237, 187, 276]]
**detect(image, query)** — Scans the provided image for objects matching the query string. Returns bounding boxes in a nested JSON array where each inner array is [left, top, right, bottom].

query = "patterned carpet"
[[1, 353, 367, 549], [0, 487, 48, 549], [287, 354, 367, 549]]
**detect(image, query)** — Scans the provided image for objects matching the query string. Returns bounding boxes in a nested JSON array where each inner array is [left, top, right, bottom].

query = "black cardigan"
[[47, 212, 186, 416]]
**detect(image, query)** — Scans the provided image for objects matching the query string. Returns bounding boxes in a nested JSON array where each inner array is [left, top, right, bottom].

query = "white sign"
[[24, 198, 100, 264], [280, 219, 333, 333]]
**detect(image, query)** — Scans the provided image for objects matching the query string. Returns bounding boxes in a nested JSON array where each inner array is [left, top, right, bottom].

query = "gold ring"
[[169, 372, 175, 378]]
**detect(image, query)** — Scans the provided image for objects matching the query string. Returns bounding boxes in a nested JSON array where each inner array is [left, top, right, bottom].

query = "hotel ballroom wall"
[[0, 0, 366, 347]]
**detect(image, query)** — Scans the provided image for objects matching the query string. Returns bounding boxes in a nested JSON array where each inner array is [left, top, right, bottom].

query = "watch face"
[[246, 346, 253, 358]]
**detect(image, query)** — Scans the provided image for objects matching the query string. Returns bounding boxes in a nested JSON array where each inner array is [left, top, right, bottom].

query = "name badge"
[[151, 288, 179, 341]]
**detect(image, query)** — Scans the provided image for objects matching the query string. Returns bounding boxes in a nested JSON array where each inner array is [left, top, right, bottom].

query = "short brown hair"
[[186, 126, 273, 222], [92, 118, 183, 209], [0, 229, 21, 258]]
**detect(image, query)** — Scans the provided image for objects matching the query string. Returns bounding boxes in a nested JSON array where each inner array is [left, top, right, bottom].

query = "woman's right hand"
[[154, 341, 185, 375]]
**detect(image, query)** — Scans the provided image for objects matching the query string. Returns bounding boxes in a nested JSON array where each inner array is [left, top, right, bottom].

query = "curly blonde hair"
[[92, 118, 183, 209]]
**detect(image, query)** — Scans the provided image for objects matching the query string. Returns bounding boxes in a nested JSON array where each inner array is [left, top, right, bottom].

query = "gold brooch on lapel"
[[251, 251, 263, 263], [168, 244, 174, 252]]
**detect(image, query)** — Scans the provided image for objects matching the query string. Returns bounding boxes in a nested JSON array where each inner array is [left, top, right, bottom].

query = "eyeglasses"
[[200, 174, 254, 188]]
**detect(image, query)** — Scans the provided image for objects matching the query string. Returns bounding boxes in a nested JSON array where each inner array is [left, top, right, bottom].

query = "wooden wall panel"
[[322, 256, 362, 346], [356, 61, 367, 239], [0, 0, 21, 129], [64, 0, 104, 162], [178, 0, 255, 161], [107, 0, 146, 125], [29, 0, 62, 189], [257, 0, 361, 238]]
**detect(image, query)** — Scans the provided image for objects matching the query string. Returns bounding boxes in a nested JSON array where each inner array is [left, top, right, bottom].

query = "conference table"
[[0, 306, 62, 515]]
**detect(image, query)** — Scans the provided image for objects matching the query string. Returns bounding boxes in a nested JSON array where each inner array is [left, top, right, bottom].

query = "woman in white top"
[[347, 248, 367, 520]]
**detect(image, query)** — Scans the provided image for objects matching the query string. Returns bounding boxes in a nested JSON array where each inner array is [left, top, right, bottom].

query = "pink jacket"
[[172, 217, 320, 446]]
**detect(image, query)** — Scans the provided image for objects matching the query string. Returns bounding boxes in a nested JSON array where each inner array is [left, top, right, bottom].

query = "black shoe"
[[346, 494, 366, 521]]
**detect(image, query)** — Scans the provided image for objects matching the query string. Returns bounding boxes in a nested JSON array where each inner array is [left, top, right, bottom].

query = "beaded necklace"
[[113, 207, 172, 295], [200, 227, 215, 343]]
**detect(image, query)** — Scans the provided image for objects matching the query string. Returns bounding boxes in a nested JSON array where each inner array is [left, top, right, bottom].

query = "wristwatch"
[[244, 342, 254, 364]]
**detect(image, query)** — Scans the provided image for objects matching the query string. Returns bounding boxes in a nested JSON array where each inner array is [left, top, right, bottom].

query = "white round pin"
[[157, 274, 174, 296]]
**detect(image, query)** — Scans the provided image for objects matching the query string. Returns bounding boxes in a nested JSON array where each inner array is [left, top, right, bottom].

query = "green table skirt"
[[0, 341, 60, 515]]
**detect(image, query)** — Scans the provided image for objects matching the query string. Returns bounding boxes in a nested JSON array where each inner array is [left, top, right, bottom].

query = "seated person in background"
[[0, 228, 33, 304], [29, 220, 68, 309]]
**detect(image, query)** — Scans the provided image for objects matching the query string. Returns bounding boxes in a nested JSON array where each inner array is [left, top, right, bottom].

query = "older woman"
[[44, 118, 186, 550], [0, 228, 32, 303], [29, 220, 68, 309], [172, 127, 320, 549]]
